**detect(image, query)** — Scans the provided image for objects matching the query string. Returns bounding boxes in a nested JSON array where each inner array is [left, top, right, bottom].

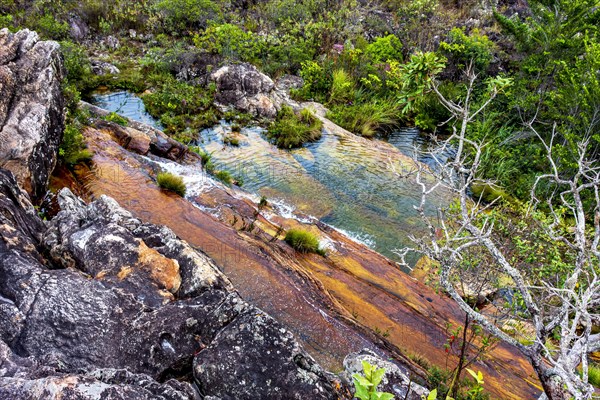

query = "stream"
[[91, 91, 453, 266]]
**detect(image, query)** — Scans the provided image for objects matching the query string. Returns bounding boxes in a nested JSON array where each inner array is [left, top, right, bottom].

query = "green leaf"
[[371, 367, 386, 387], [426, 388, 437, 400], [376, 392, 395, 400]]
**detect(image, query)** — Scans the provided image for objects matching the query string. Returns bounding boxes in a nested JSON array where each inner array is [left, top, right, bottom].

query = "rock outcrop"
[[0, 29, 64, 203], [0, 167, 349, 399], [210, 63, 286, 118]]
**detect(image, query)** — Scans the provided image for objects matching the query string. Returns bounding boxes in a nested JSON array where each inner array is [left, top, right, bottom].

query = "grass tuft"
[[157, 171, 186, 197], [285, 229, 326, 256]]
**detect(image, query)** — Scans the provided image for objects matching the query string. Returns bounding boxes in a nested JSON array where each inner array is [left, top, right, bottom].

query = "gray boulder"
[[210, 63, 279, 118], [0, 29, 64, 203]]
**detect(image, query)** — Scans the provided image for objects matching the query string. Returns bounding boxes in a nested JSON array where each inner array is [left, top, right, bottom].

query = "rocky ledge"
[[0, 169, 348, 399]]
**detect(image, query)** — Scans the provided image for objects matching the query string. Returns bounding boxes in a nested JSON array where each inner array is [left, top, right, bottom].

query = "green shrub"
[[439, 28, 495, 73], [223, 135, 240, 146], [298, 60, 332, 102], [142, 78, 217, 135], [34, 14, 70, 40], [285, 229, 325, 256], [103, 112, 128, 126], [352, 360, 394, 400], [365, 34, 403, 63], [155, 0, 221, 32], [193, 23, 262, 62], [267, 106, 323, 148], [156, 171, 187, 196], [59, 124, 93, 165], [189, 146, 216, 172], [59, 41, 93, 90], [586, 363, 600, 388]]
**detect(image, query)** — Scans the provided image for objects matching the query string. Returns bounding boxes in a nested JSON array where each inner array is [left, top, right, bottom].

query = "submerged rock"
[[0, 29, 64, 203]]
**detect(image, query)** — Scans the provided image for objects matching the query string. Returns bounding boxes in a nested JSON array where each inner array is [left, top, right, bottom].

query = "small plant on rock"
[[284, 229, 325, 256], [352, 360, 394, 400], [157, 171, 186, 197]]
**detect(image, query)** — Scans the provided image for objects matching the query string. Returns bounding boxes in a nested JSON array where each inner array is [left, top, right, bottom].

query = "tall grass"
[[327, 100, 400, 137], [329, 69, 355, 105], [157, 171, 186, 197]]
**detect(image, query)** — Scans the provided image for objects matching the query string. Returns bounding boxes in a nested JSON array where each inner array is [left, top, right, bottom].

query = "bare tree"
[[395, 65, 600, 399]]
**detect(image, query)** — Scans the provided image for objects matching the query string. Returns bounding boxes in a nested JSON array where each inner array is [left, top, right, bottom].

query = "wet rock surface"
[[0, 166, 351, 399], [0, 29, 64, 203]]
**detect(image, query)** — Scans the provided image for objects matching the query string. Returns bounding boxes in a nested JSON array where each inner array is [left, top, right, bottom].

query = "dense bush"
[[142, 77, 217, 138], [439, 27, 495, 73], [155, 0, 221, 32], [365, 34, 403, 63], [157, 171, 187, 196], [267, 106, 323, 148], [285, 229, 325, 255]]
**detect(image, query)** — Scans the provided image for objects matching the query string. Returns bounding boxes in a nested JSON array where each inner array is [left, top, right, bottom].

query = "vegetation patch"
[[267, 106, 323, 149], [284, 229, 325, 256], [156, 171, 187, 197], [102, 112, 128, 126]]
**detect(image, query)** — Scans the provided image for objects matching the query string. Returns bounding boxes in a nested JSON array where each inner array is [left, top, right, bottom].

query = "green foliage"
[[223, 135, 240, 146], [59, 41, 92, 91], [142, 78, 217, 137], [465, 369, 485, 399], [102, 112, 128, 126], [59, 124, 93, 165], [214, 170, 233, 185], [587, 363, 600, 388], [327, 100, 399, 137], [189, 146, 215, 172], [155, 0, 221, 32], [329, 69, 356, 105], [34, 14, 70, 40], [298, 60, 332, 102], [0, 13, 15, 30], [352, 360, 394, 400], [156, 171, 187, 197], [439, 28, 495, 73], [386, 52, 446, 113], [194, 23, 262, 62], [423, 388, 437, 400], [267, 106, 323, 148], [365, 34, 403, 63], [284, 228, 325, 256]]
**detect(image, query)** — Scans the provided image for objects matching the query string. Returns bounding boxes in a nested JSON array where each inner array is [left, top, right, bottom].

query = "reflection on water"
[[91, 91, 162, 129], [382, 128, 456, 171], [196, 122, 451, 265]]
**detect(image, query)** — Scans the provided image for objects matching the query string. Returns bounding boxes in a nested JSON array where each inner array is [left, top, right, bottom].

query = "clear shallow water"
[[382, 128, 456, 171], [196, 122, 451, 265], [91, 91, 163, 129], [91, 92, 452, 266]]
